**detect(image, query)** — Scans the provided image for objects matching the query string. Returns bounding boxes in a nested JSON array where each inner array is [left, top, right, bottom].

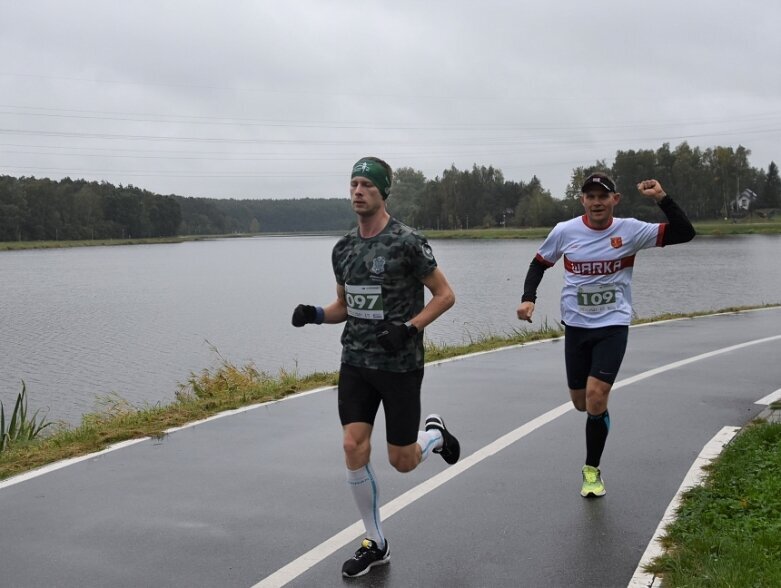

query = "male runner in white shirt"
[[516, 172, 695, 497]]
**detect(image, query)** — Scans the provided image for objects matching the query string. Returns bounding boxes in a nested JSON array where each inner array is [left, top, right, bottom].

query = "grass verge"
[[0, 365, 337, 480], [0, 305, 778, 479], [0, 322, 564, 481], [0, 231, 342, 251], [0, 236, 195, 250], [646, 419, 781, 587]]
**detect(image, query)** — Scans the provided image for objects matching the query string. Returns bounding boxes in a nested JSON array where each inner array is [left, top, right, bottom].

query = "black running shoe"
[[341, 538, 390, 578], [425, 414, 460, 465]]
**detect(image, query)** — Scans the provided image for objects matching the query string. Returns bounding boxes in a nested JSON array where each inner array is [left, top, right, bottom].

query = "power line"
[[1, 103, 780, 132]]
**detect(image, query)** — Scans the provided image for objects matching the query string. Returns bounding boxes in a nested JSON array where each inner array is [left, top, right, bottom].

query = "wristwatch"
[[404, 321, 419, 337]]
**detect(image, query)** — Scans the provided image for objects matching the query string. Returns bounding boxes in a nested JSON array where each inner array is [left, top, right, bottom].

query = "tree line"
[[177, 196, 353, 235], [1, 141, 779, 242], [391, 142, 781, 230], [0, 176, 181, 241]]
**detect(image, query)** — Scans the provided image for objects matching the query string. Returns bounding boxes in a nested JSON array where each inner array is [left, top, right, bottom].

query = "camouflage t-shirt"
[[332, 217, 438, 372]]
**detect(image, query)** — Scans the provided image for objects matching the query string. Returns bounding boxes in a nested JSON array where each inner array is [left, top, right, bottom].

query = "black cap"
[[581, 172, 616, 193]]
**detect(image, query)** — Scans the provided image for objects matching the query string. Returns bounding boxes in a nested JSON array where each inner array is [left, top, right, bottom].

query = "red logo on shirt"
[[610, 237, 623, 248]]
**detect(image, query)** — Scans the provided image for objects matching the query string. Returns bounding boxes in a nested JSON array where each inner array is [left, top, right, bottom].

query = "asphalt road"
[[2, 308, 780, 588]]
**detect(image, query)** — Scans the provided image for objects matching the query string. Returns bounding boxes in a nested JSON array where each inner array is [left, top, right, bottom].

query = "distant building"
[[733, 188, 758, 212]]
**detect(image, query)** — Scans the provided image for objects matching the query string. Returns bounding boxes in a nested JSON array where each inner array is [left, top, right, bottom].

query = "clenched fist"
[[516, 301, 534, 323], [636, 179, 666, 202], [292, 304, 322, 327]]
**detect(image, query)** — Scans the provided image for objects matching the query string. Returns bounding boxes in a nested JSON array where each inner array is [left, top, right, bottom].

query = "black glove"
[[292, 304, 318, 327], [375, 321, 416, 352]]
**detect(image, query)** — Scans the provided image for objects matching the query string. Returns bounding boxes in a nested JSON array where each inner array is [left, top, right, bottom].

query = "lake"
[[1, 234, 780, 424]]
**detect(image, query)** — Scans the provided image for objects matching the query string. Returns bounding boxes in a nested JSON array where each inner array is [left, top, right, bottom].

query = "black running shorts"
[[338, 363, 424, 447], [564, 324, 629, 389]]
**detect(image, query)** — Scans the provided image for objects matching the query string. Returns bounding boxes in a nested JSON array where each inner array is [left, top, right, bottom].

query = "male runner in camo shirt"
[[517, 172, 695, 498], [292, 156, 460, 578]]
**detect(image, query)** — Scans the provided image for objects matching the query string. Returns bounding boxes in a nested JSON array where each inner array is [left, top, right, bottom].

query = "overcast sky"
[[1, 1, 779, 200]]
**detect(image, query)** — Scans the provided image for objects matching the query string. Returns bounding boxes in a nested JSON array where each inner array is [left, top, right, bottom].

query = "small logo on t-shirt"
[[371, 256, 386, 274], [610, 237, 623, 248]]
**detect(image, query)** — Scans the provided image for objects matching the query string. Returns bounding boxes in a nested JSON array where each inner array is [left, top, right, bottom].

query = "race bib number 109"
[[345, 284, 385, 320], [577, 284, 618, 312]]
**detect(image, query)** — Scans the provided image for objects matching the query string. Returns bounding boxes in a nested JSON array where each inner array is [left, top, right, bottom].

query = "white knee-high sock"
[[417, 429, 443, 462], [347, 463, 384, 547]]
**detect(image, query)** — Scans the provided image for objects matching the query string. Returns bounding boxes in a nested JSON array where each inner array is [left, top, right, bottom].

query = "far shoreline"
[[1, 218, 780, 251]]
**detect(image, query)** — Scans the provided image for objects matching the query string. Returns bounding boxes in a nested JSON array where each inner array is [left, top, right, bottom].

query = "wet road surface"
[[2, 308, 780, 587]]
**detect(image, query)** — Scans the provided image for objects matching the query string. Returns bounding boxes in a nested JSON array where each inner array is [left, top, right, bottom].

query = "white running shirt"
[[536, 215, 664, 327]]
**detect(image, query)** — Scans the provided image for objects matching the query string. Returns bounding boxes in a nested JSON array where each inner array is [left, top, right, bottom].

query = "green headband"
[[351, 158, 391, 199]]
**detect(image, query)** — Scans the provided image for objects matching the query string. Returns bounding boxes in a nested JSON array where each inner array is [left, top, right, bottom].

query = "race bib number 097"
[[577, 284, 617, 312], [345, 284, 384, 320]]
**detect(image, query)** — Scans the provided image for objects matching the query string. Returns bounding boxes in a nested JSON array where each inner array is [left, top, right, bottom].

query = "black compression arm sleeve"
[[521, 257, 548, 303], [658, 195, 696, 245]]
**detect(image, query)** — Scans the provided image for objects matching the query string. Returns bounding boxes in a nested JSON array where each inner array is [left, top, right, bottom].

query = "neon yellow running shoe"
[[581, 465, 606, 497]]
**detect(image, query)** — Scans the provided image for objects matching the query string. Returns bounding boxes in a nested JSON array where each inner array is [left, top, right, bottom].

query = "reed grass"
[[0, 382, 53, 454]]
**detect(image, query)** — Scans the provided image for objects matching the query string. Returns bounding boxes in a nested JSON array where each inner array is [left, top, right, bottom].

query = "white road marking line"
[[613, 335, 781, 391], [0, 386, 335, 491], [627, 426, 740, 588], [252, 334, 781, 587], [0, 439, 147, 490], [251, 402, 573, 588], [755, 388, 781, 405], [163, 385, 334, 434]]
